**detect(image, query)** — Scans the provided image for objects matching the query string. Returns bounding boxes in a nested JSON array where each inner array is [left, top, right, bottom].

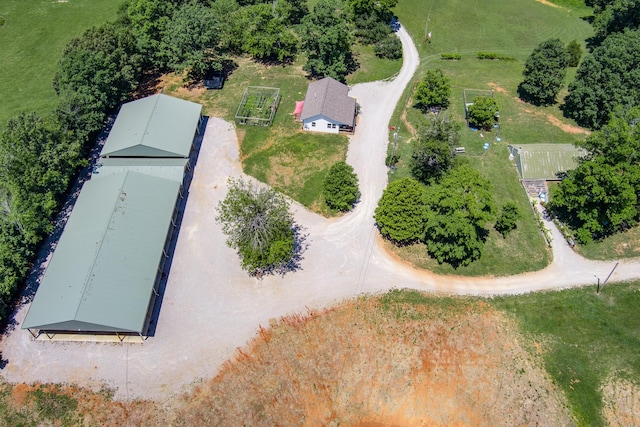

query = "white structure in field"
[[300, 77, 357, 134]]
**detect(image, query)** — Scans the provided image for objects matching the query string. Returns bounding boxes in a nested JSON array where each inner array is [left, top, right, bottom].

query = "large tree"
[[216, 178, 296, 275], [163, 0, 222, 77], [518, 38, 569, 106], [241, 4, 298, 63], [300, 0, 354, 81], [564, 29, 640, 129], [0, 113, 83, 244], [549, 108, 640, 242], [414, 69, 451, 111], [592, 0, 640, 42], [423, 165, 494, 266], [53, 22, 143, 113], [374, 178, 425, 245], [125, 0, 183, 65], [323, 161, 360, 212], [467, 96, 498, 131], [410, 112, 460, 183]]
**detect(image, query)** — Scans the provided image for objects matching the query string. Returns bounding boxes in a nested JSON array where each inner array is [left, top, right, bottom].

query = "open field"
[[493, 280, 640, 426], [0, 0, 125, 127], [2, 285, 639, 425]]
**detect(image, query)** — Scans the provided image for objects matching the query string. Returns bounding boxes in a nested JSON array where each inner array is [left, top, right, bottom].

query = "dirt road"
[[1, 26, 638, 402]]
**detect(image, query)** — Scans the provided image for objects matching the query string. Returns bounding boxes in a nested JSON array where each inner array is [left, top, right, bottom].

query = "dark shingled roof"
[[300, 77, 356, 126]]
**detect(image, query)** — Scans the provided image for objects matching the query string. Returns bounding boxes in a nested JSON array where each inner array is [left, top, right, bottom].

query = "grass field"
[[382, 0, 595, 274], [0, 0, 125, 128], [492, 280, 640, 426]]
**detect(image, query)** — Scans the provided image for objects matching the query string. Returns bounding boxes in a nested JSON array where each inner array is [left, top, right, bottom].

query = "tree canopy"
[[567, 39, 582, 67], [467, 96, 498, 131], [241, 4, 298, 63], [564, 29, 640, 130], [163, 0, 222, 76], [414, 69, 451, 111], [300, 0, 355, 81], [410, 112, 460, 183], [495, 201, 521, 237], [216, 178, 297, 275], [323, 161, 360, 212], [53, 22, 143, 113], [518, 38, 569, 106], [423, 165, 494, 266], [549, 108, 640, 243], [374, 178, 425, 245]]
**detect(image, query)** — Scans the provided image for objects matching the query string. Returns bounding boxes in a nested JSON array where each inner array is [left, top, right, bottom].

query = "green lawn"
[[382, 0, 594, 275], [0, 0, 125, 127], [492, 281, 640, 426], [381, 283, 640, 426]]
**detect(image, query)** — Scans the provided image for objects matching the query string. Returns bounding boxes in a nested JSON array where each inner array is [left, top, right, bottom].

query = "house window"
[[311, 122, 316, 127]]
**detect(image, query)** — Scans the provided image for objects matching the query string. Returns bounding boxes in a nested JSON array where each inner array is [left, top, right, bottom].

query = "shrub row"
[[441, 53, 461, 60], [477, 52, 516, 61]]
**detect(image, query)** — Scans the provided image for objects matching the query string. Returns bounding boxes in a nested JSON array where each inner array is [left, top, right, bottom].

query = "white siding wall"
[[302, 116, 340, 134]]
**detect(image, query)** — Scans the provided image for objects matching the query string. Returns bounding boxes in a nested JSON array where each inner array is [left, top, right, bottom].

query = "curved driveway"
[[1, 26, 639, 401]]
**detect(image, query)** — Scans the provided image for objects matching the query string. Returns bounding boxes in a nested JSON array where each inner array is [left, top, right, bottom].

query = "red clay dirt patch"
[[546, 114, 591, 135], [601, 376, 640, 426], [172, 296, 572, 426]]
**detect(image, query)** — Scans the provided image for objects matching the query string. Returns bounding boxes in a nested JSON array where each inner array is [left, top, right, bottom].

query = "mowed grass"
[[0, 0, 125, 127], [381, 0, 594, 275], [492, 280, 640, 426]]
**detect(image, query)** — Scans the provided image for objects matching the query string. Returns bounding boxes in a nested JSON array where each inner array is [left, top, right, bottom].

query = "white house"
[[300, 77, 357, 134]]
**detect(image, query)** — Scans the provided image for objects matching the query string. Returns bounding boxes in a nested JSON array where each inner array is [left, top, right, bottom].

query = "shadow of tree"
[[253, 223, 310, 279]]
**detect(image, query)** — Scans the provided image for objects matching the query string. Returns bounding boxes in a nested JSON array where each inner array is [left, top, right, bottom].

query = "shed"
[[300, 77, 356, 134], [22, 171, 182, 337], [101, 94, 203, 158]]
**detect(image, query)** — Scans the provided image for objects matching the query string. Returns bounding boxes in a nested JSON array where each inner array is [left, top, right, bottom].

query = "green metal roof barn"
[[23, 94, 203, 339], [101, 94, 202, 158]]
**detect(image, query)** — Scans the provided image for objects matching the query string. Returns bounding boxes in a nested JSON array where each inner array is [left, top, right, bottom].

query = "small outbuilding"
[[300, 77, 357, 134], [508, 143, 585, 196]]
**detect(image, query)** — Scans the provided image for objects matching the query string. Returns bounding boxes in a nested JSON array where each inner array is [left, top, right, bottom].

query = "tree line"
[[515, 1, 640, 244], [0, 0, 399, 321]]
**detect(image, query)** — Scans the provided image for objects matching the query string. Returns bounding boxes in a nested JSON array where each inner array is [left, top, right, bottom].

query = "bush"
[[374, 34, 402, 60], [495, 201, 521, 236], [441, 53, 461, 60], [322, 161, 360, 212], [567, 39, 582, 67], [413, 69, 451, 111], [374, 178, 425, 245], [477, 52, 515, 61]]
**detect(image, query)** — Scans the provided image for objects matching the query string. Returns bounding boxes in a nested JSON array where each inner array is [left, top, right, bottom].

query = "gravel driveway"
[[1, 26, 639, 401]]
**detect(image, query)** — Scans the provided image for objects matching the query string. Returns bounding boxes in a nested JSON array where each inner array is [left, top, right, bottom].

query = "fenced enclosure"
[[235, 86, 281, 126], [462, 88, 494, 116]]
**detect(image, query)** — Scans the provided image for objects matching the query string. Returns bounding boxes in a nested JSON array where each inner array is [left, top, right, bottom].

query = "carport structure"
[[22, 94, 203, 341]]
